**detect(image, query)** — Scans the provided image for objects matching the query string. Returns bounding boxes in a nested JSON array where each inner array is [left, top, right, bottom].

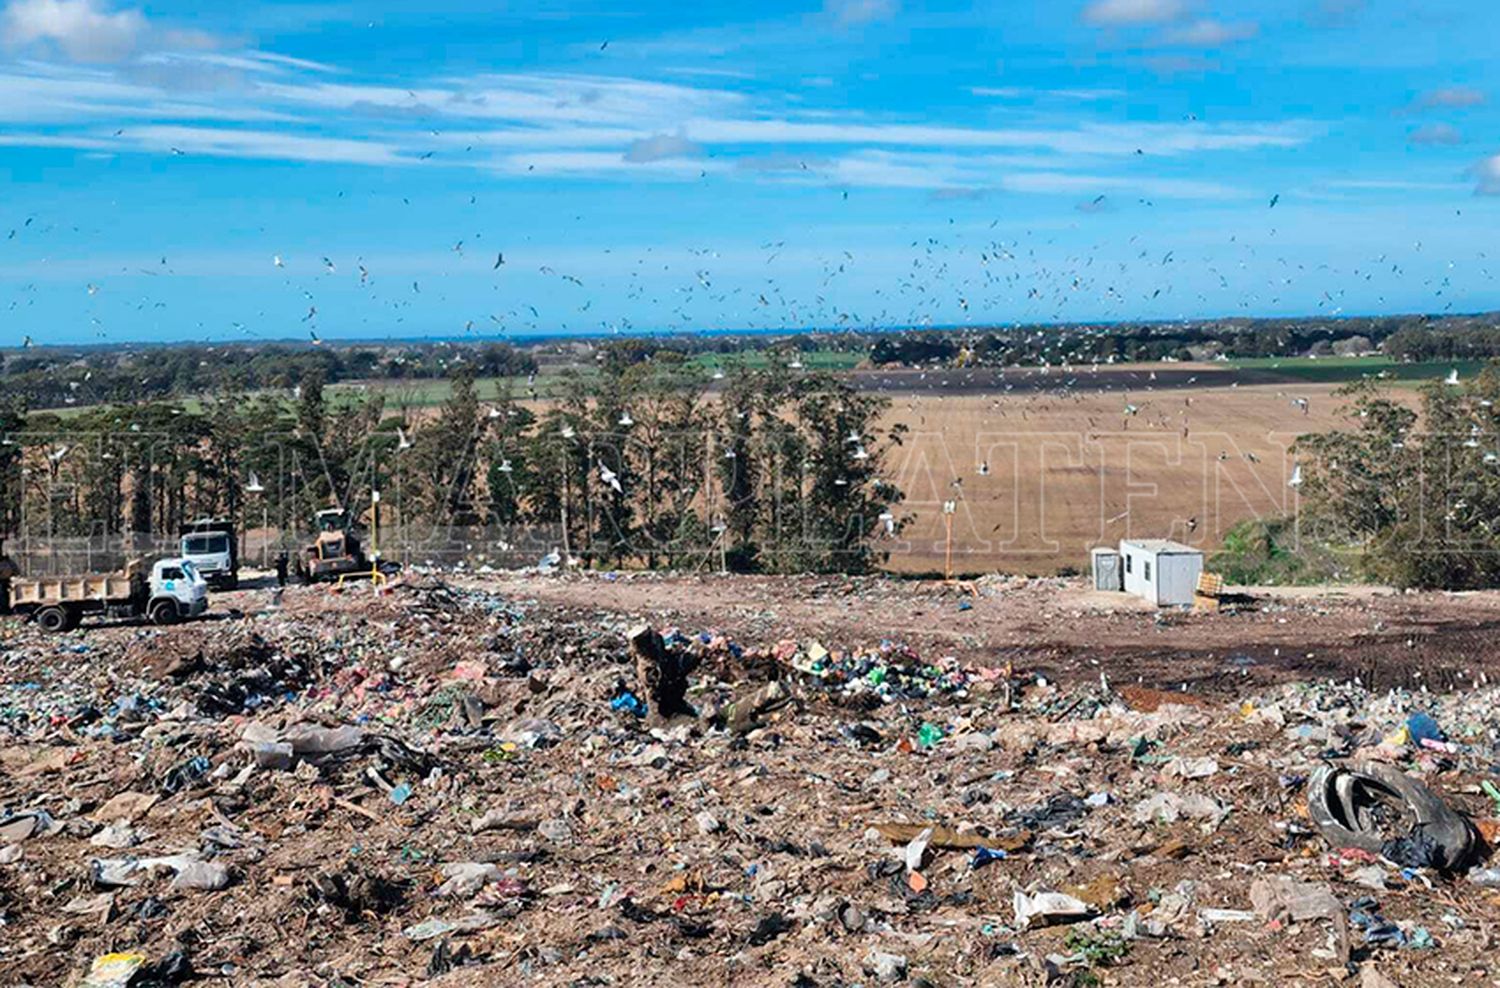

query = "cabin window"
[[1144, 560, 1152, 581], [160, 567, 183, 581], [1125, 555, 1133, 574]]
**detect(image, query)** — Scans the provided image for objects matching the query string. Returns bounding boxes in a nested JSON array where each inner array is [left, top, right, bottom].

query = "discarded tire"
[[1307, 761, 1477, 871]]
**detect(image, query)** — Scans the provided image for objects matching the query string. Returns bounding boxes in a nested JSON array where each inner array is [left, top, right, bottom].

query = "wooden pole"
[[944, 512, 953, 582]]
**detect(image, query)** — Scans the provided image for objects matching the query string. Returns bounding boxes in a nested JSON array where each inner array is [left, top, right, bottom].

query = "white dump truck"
[[179, 517, 239, 590], [4, 557, 209, 633]]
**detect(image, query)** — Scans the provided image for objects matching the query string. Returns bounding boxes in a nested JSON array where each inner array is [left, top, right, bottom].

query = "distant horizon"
[[4, 305, 1494, 354]]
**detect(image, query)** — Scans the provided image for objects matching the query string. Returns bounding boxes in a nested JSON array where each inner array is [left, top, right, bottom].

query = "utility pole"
[[942, 498, 956, 582]]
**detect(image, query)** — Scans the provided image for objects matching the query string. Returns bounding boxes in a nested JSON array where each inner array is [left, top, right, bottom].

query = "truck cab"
[[151, 558, 210, 622], [180, 518, 238, 590]]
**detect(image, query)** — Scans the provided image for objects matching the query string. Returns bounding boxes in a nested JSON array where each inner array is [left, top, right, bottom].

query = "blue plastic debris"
[[971, 847, 1008, 869], [610, 692, 648, 718], [1406, 712, 1444, 745]]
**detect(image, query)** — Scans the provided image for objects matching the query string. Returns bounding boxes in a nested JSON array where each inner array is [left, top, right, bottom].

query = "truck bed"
[[9, 573, 138, 608]]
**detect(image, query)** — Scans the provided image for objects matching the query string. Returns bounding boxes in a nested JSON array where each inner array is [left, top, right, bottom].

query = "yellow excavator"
[[296, 508, 368, 584]]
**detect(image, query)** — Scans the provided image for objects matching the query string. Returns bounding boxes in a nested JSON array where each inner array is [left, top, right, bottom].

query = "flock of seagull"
[[1, 174, 1491, 350]]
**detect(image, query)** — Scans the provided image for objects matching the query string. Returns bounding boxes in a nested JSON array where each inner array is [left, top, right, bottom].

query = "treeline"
[[1382, 322, 1500, 361], [1295, 366, 1500, 589], [0, 342, 537, 410], [868, 318, 1431, 367], [2, 353, 907, 575]]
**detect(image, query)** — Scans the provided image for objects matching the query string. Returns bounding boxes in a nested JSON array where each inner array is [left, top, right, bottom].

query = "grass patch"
[[1208, 517, 1355, 585], [1229, 355, 1489, 386]]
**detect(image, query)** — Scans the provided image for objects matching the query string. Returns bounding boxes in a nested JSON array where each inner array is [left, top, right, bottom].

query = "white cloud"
[[824, 0, 898, 27], [623, 131, 701, 163], [0, 124, 405, 165], [0, 43, 1312, 199], [1141, 53, 1217, 75], [1415, 86, 1485, 111], [1160, 19, 1258, 46], [1470, 154, 1500, 195], [120, 124, 404, 164], [1322, 178, 1465, 193], [687, 118, 1306, 156], [971, 86, 1024, 98], [0, 0, 144, 62], [775, 148, 1242, 198], [1082, 0, 1185, 27], [256, 73, 745, 129], [1408, 123, 1461, 146], [494, 150, 716, 180], [972, 86, 1125, 101]]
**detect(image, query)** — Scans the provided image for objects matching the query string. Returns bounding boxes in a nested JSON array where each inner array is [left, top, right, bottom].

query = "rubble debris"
[[863, 949, 909, 983], [628, 623, 699, 719], [0, 572, 1497, 985], [1251, 876, 1351, 963], [721, 679, 793, 733], [1013, 890, 1095, 929]]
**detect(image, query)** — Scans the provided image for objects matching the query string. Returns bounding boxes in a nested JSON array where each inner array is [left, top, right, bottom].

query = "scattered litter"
[[1013, 890, 1095, 929]]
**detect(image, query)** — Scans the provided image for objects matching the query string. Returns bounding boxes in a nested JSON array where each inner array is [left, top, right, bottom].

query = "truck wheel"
[[36, 606, 69, 633], [226, 576, 239, 591], [149, 599, 180, 625]]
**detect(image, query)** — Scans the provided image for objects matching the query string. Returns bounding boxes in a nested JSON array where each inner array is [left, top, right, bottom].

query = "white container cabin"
[[1119, 539, 1203, 606]]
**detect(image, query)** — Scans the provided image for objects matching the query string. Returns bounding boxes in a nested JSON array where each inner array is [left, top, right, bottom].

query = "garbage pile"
[[0, 576, 1498, 986]]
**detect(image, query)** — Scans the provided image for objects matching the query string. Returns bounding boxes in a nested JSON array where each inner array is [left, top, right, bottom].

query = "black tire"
[[148, 599, 180, 626], [35, 606, 69, 633], [226, 575, 239, 590], [1308, 762, 1476, 870]]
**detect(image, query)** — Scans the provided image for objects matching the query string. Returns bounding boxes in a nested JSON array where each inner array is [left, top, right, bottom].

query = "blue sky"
[[2, 0, 1499, 345]]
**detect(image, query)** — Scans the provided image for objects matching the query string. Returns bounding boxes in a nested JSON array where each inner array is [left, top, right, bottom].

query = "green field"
[[328, 373, 562, 409], [331, 349, 866, 408], [31, 348, 867, 419], [686, 349, 864, 372], [1230, 354, 1493, 386]]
